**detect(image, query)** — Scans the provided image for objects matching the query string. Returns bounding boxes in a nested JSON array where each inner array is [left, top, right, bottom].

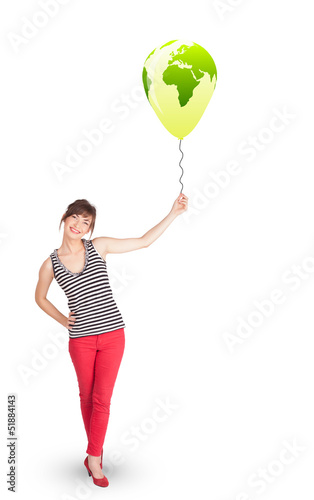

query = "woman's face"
[[65, 213, 92, 238]]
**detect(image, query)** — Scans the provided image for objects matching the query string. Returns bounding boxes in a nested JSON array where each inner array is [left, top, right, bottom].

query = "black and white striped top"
[[50, 238, 126, 338]]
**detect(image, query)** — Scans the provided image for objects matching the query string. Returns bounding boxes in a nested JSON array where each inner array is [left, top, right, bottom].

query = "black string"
[[178, 139, 184, 194]]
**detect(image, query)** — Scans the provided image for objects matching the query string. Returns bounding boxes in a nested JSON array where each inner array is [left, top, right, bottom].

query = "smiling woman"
[[59, 199, 96, 237], [34, 193, 188, 486]]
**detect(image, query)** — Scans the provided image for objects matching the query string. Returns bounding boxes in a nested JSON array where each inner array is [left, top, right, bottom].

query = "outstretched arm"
[[93, 193, 188, 256], [142, 193, 188, 246]]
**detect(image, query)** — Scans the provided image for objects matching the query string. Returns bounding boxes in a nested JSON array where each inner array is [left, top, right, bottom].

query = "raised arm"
[[93, 193, 188, 256]]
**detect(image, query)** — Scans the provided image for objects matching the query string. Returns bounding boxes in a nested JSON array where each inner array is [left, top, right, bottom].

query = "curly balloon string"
[[178, 139, 184, 195]]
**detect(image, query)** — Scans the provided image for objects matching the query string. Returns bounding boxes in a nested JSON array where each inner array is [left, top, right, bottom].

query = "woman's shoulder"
[[38, 255, 54, 279], [87, 238, 107, 262], [88, 237, 106, 252]]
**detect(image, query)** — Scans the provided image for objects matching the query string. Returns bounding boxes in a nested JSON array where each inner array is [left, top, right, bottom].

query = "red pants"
[[68, 327, 125, 456]]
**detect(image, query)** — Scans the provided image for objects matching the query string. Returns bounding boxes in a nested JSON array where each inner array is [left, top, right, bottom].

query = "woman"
[[34, 193, 188, 487]]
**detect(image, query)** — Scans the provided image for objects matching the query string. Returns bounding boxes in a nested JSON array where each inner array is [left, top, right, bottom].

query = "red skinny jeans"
[[68, 327, 125, 456]]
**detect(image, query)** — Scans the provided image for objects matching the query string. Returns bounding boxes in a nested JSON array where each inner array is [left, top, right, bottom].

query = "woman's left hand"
[[171, 193, 188, 216]]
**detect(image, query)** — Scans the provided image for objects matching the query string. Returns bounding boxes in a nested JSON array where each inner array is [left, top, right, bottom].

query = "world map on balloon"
[[142, 40, 217, 140], [142, 39, 217, 194]]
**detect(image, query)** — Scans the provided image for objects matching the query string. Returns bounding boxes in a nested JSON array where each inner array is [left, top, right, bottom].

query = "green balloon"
[[142, 40, 217, 139]]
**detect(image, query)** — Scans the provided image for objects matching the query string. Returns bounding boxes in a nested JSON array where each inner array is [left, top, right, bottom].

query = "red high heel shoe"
[[85, 449, 103, 468], [84, 456, 109, 487]]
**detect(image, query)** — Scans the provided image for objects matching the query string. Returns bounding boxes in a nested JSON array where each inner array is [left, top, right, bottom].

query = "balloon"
[[142, 39, 217, 140]]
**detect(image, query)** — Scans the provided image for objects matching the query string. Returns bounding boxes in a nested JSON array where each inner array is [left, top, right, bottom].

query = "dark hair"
[[59, 199, 97, 238]]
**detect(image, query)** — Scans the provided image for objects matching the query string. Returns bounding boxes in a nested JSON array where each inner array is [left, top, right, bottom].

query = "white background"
[[1, 0, 313, 498]]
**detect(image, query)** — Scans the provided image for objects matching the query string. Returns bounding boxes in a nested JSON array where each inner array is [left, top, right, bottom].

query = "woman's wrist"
[[60, 315, 67, 328], [169, 209, 178, 220]]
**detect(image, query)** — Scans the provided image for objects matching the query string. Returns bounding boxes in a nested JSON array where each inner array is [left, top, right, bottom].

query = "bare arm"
[[142, 210, 177, 247], [94, 193, 188, 256], [35, 258, 68, 328]]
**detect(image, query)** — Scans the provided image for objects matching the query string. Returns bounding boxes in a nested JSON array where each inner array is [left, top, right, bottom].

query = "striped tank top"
[[50, 238, 126, 338]]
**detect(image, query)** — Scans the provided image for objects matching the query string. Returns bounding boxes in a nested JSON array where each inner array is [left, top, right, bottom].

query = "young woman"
[[35, 193, 188, 487]]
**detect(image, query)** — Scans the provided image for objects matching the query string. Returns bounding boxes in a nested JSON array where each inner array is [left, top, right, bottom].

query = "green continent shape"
[[169, 44, 217, 81], [162, 43, 217, 107], [162, 65, 200, 107], [142, 66, 152, 100]]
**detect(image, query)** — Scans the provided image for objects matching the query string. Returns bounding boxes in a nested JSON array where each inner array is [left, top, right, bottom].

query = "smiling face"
[[64, 213, 93, 238]]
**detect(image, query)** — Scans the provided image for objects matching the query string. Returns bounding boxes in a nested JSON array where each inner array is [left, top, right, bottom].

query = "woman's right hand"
[[64, 311, 76, 330]]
